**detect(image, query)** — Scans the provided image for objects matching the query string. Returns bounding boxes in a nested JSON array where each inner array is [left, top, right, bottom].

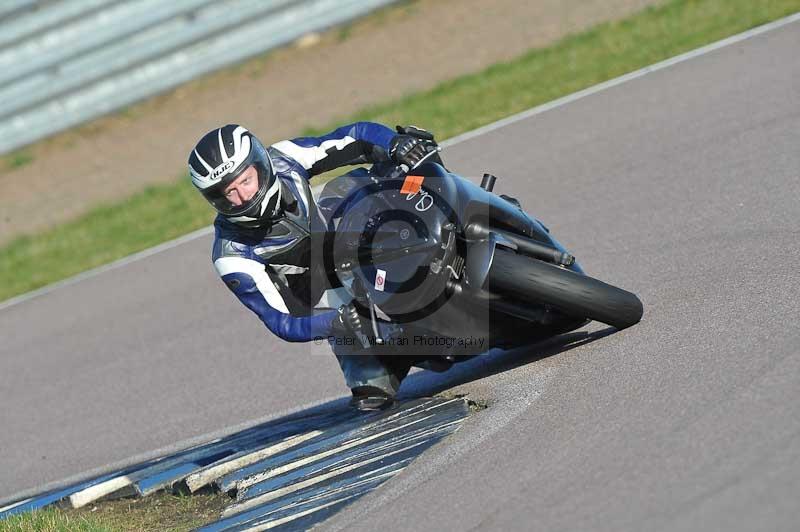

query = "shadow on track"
[[213, 325, 618, 421], [0, 327, 616, 519], [398, 326, 617, 400]]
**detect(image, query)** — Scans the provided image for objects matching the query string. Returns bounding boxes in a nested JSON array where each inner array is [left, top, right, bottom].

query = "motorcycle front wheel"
[[486, 249, 644, 330]]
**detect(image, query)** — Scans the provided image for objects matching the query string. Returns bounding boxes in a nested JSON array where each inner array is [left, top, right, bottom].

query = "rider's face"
[[223, 165, 259, 207]]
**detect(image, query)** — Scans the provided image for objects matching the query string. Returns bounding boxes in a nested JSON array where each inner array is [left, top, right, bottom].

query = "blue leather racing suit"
[[212, 122, 406, 394]]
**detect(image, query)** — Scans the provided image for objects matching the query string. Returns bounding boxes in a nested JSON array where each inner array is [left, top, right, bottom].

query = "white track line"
[[441, 11, 800, 147], [3, 11, 798, 312]]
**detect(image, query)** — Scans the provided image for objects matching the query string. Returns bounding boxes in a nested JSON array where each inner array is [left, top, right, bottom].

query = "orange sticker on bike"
[[400, 175, 424, 195]]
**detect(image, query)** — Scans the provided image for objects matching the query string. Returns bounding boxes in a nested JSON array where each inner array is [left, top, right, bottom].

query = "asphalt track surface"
[[2, 17, 799, 531]]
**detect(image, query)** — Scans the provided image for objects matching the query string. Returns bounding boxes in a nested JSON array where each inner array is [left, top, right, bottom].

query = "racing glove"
[[332, 302, 364, 338], [389, 125, 439, 169]]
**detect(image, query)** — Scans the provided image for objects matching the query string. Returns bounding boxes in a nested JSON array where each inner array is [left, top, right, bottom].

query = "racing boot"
[[349, 385, 395, 411], [334, 351, 403, 411]]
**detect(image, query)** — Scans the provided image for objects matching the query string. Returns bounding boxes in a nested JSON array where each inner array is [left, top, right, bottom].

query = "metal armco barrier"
[[0, 0, 397, 155]]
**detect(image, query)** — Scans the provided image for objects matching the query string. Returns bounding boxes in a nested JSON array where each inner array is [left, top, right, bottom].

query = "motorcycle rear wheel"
[[487, 249, 643, 330]]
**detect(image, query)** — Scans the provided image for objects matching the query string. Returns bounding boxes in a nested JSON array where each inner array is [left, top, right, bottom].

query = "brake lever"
[[408, 145, 442, 171], [388, 145, 441, 179]]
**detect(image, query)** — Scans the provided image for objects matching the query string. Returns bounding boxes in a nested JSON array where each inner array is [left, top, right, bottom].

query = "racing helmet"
[[188, 124, 281, 226]]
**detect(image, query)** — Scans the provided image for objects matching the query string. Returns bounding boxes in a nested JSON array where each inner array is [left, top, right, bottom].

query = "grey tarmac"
[[1, 16, 799, 532]]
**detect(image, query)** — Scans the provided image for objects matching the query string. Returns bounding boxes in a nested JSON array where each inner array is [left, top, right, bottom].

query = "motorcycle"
[[315, 140, 643, 370]]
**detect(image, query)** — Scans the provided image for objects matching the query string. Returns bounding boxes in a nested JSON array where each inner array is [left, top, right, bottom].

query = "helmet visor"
[[201, 144, 273, 217]]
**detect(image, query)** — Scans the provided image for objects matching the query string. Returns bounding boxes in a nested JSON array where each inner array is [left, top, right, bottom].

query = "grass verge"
[[0, 492, 230, 532], [3, 150, 34, 171], [1, 0, 798, 302], [0, 181, 210, 301]]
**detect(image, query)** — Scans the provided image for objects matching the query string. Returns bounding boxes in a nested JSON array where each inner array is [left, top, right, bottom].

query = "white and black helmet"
[[188, 124, 281, 226]]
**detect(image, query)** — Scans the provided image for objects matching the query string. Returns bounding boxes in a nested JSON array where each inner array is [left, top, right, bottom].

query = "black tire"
[[487, 249, 643, 330]]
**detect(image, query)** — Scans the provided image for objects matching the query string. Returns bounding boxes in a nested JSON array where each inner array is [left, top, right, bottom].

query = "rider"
[[188, 122, 439, 410]]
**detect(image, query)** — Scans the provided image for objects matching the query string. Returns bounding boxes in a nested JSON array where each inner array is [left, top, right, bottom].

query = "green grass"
[[1, 0, 799, 302], [0, 507, 108, 532], [4, 150, 34, 170], [0, 492, 229, 532], [322, 0, 800, 139], [0, 180, 210, 300]]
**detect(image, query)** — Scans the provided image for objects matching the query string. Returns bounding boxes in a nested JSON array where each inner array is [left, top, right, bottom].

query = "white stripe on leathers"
[[214, 256, 290, 314]]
